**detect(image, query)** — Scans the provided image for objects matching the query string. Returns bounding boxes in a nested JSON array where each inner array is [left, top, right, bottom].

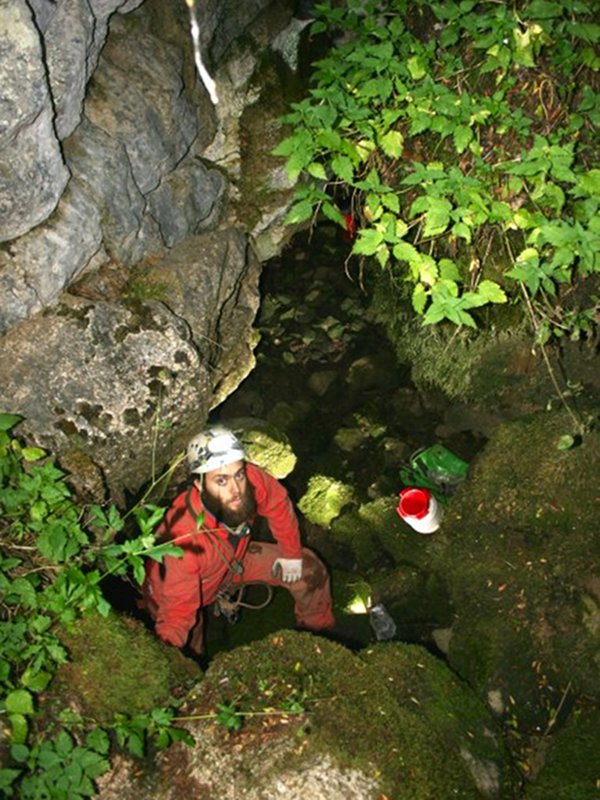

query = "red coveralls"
[[142, 462, 335, 649]]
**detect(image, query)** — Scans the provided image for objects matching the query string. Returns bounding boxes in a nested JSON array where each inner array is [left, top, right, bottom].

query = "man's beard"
[[201, 481, 257, 528]]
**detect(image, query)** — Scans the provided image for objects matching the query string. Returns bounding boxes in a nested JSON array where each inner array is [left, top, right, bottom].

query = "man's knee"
[[301, 549, 329, 590]]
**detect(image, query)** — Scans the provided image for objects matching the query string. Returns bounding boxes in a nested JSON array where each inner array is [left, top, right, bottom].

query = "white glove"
[[272, 557, 303, 584]]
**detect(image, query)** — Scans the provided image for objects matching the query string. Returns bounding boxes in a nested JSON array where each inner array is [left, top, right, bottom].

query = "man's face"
[[199, 460, 256, 527]]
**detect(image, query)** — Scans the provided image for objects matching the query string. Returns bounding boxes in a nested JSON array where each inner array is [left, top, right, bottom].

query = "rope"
[[214, 583, 274, 622], [184, 0, 219, 104]]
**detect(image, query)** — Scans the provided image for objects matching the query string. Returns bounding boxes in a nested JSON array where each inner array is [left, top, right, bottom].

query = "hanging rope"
[[184, 0, 219, 105]]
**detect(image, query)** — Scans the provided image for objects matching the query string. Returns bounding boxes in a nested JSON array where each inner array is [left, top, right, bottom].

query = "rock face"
[[0, 0, 302, 496], [0, 1, 70, 241], [0, 230, 260, 497]]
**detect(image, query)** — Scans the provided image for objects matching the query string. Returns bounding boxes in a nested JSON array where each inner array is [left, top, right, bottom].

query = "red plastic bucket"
[[396, 487, 442, 534], [398, 487, 431, 519]]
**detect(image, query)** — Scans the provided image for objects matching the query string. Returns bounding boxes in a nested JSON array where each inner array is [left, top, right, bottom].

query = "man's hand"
[[272, 557, 303, 583]]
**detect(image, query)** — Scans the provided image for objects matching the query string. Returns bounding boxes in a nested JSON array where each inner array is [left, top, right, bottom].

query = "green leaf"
[[0, 768, 21, 792], [406, 55, 427, 80], [452, 221, 472, 242], [476, 280, 507, 304], [353, 228, 384, 256], [423, 198, 452, 237], [0, 413, 22, 432], [321, 202, 346, 226], [10, 744, 29, 763], [576, 169, 600, 197], [330, 155, 354, 182], [453, 125, 473, 154], [21, 668, 52, 692], [527, 1, 562, 19], [9, 577, 38, 608], [21, 446, 46, 462], [379, 130, 404, 158], [9, 714, 28, 745], [5, 689, 34, 715], [557, 434, 575, 451], [439, 259, 461, 281], [285, 200, 314, 225], [393, 241, 420, 264], [375, 244, 390, 268], [412, 283, 428, 314], [381, 193, 400, 214], [307, 162, 327, 180]]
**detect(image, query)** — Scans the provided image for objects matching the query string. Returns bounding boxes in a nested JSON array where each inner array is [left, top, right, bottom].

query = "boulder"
[[94, 631, 519, 798], [0, 228, 260, 499]]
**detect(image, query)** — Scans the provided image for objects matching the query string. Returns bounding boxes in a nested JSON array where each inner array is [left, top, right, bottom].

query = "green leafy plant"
[[8, 729, 110, 800], [112, 707, 195, 756], [274, 0, 599, 342], [0, 413, 188, 797]]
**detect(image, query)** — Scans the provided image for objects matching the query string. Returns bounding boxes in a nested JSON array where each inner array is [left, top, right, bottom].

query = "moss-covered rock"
[[298, 474, 355, 527], [524, 706, 600, 799], [369, 276, 561, 411], [51, 612, 198, 723], [190, 632, 519, 798], [225, 415, 297, 478], [429, 407, 600, 732]]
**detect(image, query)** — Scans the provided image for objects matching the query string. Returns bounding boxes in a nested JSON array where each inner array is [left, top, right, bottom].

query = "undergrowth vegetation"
[[275, 0, 599, 344], [0, 413, 191, 798]]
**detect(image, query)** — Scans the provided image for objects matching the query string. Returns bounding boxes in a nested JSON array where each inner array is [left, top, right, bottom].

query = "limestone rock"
[[84, 14, 198, 196], [0, 1, 69, 242], [146, 158, 227, 247], [0, 180, 104, 333], [63, 117, 163, 266], [0, 228, 260, 498]]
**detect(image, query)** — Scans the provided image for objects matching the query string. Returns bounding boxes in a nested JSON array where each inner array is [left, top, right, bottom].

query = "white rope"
[[185, 0, 219, 105]]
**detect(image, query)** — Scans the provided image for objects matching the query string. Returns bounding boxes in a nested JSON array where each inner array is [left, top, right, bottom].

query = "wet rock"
[[223, 416, 297, 479], [267, 400, 311, 432], [333, 426, 368, 452], [307, 369, 338, 397], [298, 475, 355, 527], [345, 354, 399, 394]]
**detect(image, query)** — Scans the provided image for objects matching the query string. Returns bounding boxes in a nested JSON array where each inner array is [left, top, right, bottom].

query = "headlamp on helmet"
[[187, 427, 245, 475]]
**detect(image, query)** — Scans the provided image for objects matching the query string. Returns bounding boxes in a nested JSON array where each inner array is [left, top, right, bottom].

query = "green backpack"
[[399, 444, 469, 500]]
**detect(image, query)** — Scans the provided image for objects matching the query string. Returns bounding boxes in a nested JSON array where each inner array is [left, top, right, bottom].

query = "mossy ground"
[[523, 706, 600, 800], [431, 406, 600, 733], [193, 630, 519, 798]]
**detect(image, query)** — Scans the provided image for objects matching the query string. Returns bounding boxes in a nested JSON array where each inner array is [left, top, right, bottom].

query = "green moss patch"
[[432, 407, 600, 727], [53, 612, 198, 723], [194, 631, 519, 798]]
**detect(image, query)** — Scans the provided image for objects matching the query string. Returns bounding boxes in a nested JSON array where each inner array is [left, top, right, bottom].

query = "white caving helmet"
[[187, 426, 245, 475]]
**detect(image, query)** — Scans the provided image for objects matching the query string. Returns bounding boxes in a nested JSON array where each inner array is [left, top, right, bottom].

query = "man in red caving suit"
[[142, 426, 335, 655]]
